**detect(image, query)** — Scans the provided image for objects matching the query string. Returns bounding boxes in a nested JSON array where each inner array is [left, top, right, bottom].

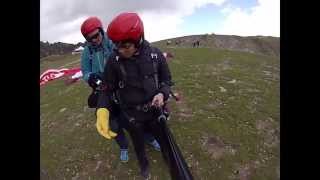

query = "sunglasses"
[[86, 32, 101, 42]]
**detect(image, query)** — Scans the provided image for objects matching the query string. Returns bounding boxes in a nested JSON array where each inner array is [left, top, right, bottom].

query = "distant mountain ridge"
[[40, 34, 280, 59], [153, 34, 280, 57]]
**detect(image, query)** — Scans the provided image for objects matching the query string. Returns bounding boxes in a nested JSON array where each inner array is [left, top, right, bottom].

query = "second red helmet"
[[107, 12, 144, 43], [81, 17, 103, 37]]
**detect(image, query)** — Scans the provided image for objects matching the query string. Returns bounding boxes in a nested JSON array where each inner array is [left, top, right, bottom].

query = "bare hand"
[[151, 93, 164, 107]]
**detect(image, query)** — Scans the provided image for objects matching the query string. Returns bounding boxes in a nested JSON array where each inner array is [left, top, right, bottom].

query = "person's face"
[[86, 29, 102, 45], [117, 42, 137, 58]]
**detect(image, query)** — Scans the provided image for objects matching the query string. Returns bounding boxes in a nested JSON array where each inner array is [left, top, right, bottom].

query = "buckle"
[[158, 114, 167, 122], [112, 94, 119, 104], [119, 81, 124, 88], [129, 117, 135, 123], [142, 104, 149, 112], [136, 104, 149, 112]]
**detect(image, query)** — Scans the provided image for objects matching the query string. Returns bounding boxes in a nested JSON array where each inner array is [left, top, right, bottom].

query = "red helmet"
[[107, 12, 144, 43], [81, 17, 103, 37]]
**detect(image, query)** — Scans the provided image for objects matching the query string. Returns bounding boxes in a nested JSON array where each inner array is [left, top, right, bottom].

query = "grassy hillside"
[[153, 34, 280, 58], [40, 47, 279, 180]]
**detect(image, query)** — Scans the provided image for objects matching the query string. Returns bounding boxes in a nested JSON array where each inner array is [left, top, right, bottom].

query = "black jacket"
[[103, 41, 172, 109]]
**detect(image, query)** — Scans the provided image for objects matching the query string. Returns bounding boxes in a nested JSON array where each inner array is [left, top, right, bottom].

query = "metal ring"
[[158, 114, 167, 122], [119, 81, 124, 88], [142, 105, 148, 112], [129, 117, 135, 123]]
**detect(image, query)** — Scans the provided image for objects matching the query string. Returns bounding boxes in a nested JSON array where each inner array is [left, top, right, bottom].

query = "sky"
[[40, 0, 280, 44]]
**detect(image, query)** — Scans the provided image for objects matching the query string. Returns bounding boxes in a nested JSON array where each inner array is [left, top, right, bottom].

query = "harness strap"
[[88, 47, 94, 72], [151, 51, 159, 89], [118, 60, 126, 89]]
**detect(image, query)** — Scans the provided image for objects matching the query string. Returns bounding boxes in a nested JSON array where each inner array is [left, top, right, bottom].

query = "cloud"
[[139, 12, 184, 42], [40, 0, 226, 43], [216, 0, 280, 37]]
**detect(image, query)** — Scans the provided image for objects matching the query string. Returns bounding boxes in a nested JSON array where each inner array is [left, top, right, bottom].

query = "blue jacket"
[[81, 33, 115, 82]]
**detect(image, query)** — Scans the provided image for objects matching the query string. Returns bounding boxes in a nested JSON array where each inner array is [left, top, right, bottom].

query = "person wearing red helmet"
[[97, 12, 175, 179], [80, 16, 160, 165], [106, 12, 162, 151], [80, 16, 114, 84], [80, 16, 132, 162]]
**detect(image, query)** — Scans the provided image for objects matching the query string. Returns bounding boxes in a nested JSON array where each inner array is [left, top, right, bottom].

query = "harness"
[[87, 44, 109, 92], [110, 47, 164, 124], [88, 46, 106, 73], [116, 50, 159, 91], [112, 46, 178, 124], [88, 47, 94, 72]]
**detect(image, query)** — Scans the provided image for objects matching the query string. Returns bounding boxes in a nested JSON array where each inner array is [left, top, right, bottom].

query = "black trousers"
[[94, 91, 130, 150], [119, 110, 171, 171]]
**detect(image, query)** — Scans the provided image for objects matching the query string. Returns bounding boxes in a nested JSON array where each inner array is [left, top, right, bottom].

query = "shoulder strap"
[[150, 47, 159, 89], [88, 47, 94, 72], [115, 55, 127, 89]]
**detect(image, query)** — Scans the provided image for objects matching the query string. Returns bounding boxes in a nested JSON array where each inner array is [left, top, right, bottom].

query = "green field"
[[40, 48, 280, 180]]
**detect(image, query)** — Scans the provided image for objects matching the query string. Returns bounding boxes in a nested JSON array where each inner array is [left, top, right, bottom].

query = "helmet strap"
[[134, 36, 144, 48], [98, 28, 104, 36]]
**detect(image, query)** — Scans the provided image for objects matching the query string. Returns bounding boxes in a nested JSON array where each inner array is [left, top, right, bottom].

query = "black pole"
[[157, 108, 194, 180]]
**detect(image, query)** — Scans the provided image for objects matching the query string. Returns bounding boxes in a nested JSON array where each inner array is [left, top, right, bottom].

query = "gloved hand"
[[96, 108, 117, 139], [88, 73, 102, 89]]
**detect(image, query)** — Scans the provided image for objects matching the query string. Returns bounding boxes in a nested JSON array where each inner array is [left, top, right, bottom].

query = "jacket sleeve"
[[97, 57, 119, 109], [80, 47, 92, 82], [156, 48, 172, 101]]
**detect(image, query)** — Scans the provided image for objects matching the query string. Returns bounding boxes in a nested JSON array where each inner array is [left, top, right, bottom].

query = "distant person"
[[193, 40, 200, 48], [196, 40, 200, 47]]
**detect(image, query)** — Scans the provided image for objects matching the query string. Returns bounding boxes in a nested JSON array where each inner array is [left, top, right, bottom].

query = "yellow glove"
[[96, 108, 117, 139]]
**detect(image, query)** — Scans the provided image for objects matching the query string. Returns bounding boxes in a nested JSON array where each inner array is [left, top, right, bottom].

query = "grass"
[[40, 54, 81, 73], [40, 48, 279, 180]]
